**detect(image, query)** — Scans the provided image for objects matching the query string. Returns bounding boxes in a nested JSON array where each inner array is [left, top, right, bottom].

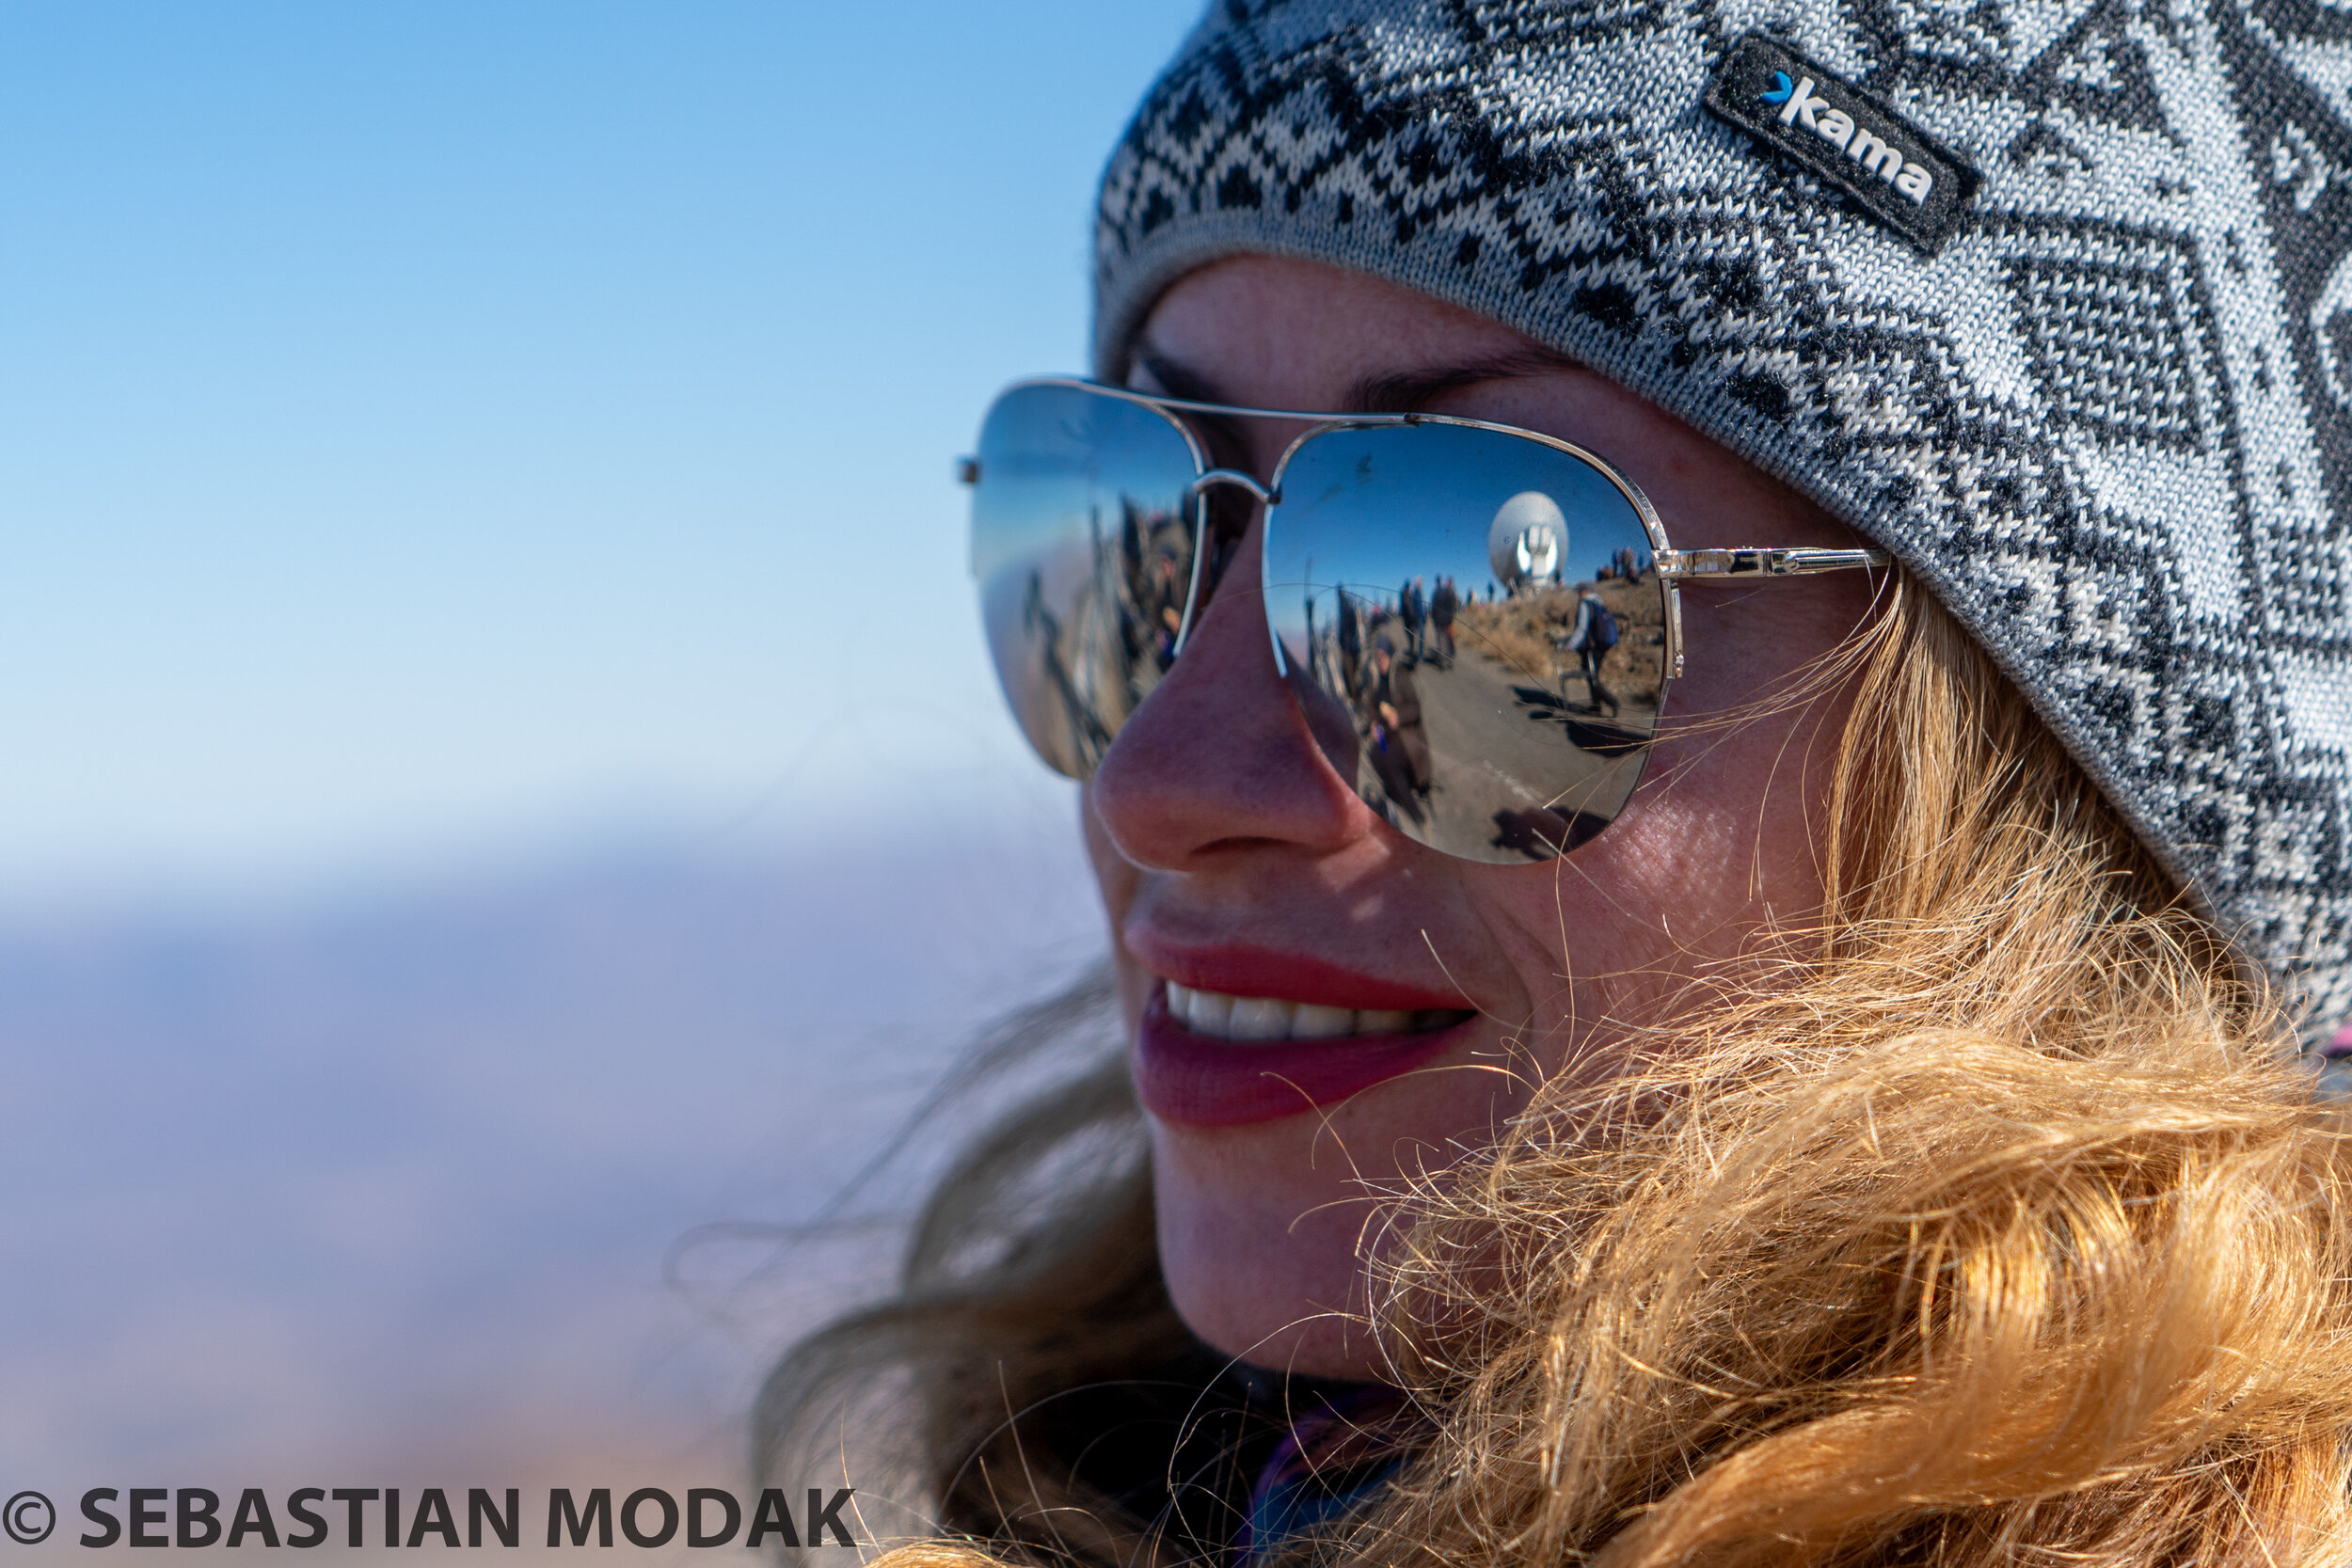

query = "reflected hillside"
[[1454, 575, 1667, 707]]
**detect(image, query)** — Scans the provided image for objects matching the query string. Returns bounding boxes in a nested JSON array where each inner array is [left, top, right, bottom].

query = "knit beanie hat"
[[1089, 0, 2352, 1049]]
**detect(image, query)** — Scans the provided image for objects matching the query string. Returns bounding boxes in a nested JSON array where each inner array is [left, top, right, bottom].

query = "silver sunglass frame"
[[959, 376, 1891, 688]]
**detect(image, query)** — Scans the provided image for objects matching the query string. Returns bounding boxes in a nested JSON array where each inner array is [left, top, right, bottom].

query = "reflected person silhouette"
[[1361, 638, 1431, 823], [1557, 580, 1619, 718]]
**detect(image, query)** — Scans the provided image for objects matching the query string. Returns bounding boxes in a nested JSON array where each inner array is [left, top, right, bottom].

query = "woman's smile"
[[1134, 958, 1482, 1126], [1113, 840, 1510, 1129], [1158, 980, 1470, 1042]]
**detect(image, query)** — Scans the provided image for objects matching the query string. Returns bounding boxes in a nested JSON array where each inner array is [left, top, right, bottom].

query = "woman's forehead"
[[1133, 256, 1592, 414]]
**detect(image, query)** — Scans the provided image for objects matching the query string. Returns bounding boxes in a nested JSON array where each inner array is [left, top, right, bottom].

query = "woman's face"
[[1083, 257, 1875, 1379]]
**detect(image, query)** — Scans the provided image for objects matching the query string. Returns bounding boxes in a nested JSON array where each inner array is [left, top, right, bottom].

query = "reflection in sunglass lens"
[[970, 385, 1201, 779], [1262, 423, 1664, 863]]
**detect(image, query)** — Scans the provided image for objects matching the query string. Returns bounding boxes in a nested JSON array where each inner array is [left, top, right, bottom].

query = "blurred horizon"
[[0, 1, 1195, 1543], [0, 814, 1111, 1562]]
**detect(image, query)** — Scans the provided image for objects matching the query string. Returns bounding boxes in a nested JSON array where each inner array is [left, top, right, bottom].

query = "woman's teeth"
[[1164, 981, 1466, 1042]]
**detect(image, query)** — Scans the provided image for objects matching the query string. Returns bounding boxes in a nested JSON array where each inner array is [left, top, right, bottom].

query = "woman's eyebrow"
[[1129, 346, 1230, 404], [1344, 347, 1583, 413], [1134, 341, 1581, 415]]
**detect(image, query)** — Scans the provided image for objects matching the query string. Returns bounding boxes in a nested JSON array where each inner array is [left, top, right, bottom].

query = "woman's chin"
[[1162, 1276, 1384, 1381], [1151, 1161, 1391, 1379]]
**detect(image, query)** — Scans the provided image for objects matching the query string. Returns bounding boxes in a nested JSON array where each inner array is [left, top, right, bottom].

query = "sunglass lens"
[[1262, 424, 1664, 863], [969, 384, 1201, 779]]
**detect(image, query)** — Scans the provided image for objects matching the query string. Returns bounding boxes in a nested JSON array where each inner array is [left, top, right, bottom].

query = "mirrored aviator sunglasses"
[[961, 378, 1886, 866]]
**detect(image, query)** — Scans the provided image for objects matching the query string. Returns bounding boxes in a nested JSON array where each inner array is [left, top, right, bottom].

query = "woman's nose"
[[1088, 515, 1377, 872]]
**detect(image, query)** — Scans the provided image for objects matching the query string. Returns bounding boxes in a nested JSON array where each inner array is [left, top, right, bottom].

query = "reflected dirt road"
[[1343, 605, 1653, 858]]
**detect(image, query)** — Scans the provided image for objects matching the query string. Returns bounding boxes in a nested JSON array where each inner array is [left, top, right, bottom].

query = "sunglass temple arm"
[[1654, 547, 1890, 578]]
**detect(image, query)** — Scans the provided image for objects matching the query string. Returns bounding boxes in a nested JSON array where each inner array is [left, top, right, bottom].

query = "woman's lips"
[[1133, 979, 1476, 1127], [1134, 943, 1471, 1014]]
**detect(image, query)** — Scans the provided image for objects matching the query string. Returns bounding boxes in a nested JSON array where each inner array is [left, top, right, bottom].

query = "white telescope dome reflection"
[[1488, 490, 1567, 590]]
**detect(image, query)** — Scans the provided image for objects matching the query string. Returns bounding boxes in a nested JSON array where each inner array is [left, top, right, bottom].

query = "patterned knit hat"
[[1090, 0, 2352, 1049]]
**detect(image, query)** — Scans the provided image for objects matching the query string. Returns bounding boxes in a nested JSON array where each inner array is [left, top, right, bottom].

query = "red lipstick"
[[1133, 942, 1471, 1014], [1130, 969, 1475, 1127]]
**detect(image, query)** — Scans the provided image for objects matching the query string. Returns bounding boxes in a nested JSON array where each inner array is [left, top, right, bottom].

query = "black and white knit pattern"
[[1092, 0, 2352, 1047]]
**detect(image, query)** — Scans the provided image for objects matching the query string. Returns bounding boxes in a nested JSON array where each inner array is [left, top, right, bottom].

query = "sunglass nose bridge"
[[1188, 468, 1279, 507]]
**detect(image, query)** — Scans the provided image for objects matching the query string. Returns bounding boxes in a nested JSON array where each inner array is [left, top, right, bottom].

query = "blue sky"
[[0, 5, 1175, 1494], [0, 2, 1204, 895]]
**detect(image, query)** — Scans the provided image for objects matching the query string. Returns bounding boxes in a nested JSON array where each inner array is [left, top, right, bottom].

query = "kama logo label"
[[1704, 36, 1978, 253]]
